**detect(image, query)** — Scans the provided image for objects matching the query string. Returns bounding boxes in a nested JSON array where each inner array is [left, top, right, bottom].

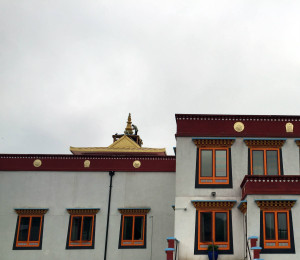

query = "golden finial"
[[124, 113, 133, 135]]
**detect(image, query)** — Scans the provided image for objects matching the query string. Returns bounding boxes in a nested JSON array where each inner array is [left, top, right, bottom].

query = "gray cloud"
[[1, 0, 300, 155]]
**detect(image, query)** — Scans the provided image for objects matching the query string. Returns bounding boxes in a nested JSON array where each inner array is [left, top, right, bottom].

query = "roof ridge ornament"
[[124, 113, 133, 135]]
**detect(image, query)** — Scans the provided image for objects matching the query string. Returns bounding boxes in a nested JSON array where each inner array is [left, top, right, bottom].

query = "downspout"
[[104, 171, 115, 260]]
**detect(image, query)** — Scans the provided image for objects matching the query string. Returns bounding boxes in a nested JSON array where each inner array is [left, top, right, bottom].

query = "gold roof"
[[70, 135, 166, 155]]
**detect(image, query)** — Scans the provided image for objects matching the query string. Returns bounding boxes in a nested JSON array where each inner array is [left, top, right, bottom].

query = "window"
[[198, 210, 230, 250], [121, 215, 145, 246], [244, 139, 285, 176], [66, 208, 100, 249], [256, 200, 295, 254], [250, 148, 281, 175], [13, 208, 48, 250], [192, 201, 234, 255], [263, 210, 290, 249], [194, 138, 234, 188], [118, 208, 150, 249], [199, 148, 229, 184]]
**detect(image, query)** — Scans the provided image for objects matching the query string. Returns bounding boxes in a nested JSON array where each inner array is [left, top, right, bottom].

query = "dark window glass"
[[200, 212, 212, 242], [71, 217, 82, 241], [277, 213, 288, 240], [201, 150, 213, 177], [265, 213, 275, 240], [266, 150, 279, 175], [29, 217, 41, 241], [252, 151, 264, 175], [123, 216, 133, 240], [82, 217, 93, 241], [134, 216, 143, 240], [215, 150, 227, 177], [215, 213, 227, 242], [18, 217, 30, 241]]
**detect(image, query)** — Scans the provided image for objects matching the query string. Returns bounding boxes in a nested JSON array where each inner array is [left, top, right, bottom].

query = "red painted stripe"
[[0, 155, 176, 172], [240, 175, 300, 200], [175, 114, 300, 137]]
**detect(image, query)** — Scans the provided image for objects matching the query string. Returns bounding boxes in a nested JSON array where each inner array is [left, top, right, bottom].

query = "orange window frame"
[[121, 214, 145, 246], [263, 210, 290, 249], [68, 215, 95, 247], [16, 215, 43, 248], [198, 210, 230, 251], [199, 148, 229, 184], [250, 148, 281, 175]]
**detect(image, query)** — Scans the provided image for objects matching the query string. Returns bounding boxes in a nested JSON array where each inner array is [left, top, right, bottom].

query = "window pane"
[[200, 212, 212, 242], [18, 217, 30, 241], [278, 213, 288, 240], [82, 217, 93, 241], [215, 150, 227, 177], [252, 151, 264, 175], [201, 150, 213, 177], [266, 150, 279, 175], [215, 213, 227, 242], [29, 217, 41, 241], [123, 216, 133, 240], [71, 217, 82, 241], [265, 213, 275, 240], [134, 216, 144, 240]]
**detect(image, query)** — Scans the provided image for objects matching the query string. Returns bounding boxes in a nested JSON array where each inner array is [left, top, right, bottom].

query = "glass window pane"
[[201, 150, 213, 177], [82, 217, 93, 241], [123, 216, 133, 240], [71, 216, 82, 241], [18, 217, 30, 241], [266, 150, 279, 175], [215, 213, 227, 242], [134, 216, 144, 240], [215, 150, 227, 177], [200, 212, 212, 242], [278, 213, 288, 240], [265, 213, 275, 240], [29, 217, 41, 241], [252, 150, 264, 175]]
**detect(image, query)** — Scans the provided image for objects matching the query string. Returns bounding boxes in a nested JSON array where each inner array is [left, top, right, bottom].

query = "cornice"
[[255, 200, 296, 210], [244, 139, 286, 148], [191, 200, 236, 210], [118, 208, 151, 214], [238, 201, 247, 214], [193, 138, 235, 147], [15, 208, 49, 215], [67, 208, 100, 215]]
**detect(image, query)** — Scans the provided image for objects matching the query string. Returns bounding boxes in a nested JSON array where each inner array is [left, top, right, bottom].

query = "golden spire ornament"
[[124, 113, 133, 135]]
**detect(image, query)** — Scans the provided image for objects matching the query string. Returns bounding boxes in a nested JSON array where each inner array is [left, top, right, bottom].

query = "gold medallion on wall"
[[84, 160, 91, 168], [234, 122, 244, 132], [33, 159, 42, 167], [133, 160, 141, 169]]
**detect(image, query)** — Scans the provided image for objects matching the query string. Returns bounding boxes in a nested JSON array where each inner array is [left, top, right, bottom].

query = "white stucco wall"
[[0, 170, 175, 260], [174, 136, 300, 260]]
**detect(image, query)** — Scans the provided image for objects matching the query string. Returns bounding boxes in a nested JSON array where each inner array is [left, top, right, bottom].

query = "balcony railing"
[[240, 175, 300, 200]]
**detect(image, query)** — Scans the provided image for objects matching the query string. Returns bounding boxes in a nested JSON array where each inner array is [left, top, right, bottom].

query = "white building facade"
[[1, 114, 300, 260]]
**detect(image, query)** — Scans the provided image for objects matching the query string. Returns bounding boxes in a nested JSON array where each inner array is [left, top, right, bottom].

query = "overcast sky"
[[1, 1, 300, 155]]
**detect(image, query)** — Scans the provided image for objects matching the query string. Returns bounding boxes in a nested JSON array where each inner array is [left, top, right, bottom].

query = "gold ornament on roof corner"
[[234, 122, 244, 132], [84, 160, 91, 168], [286, 122, 294, 133], [133, 160, 141, 168], [33, 159, 42, 167]]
